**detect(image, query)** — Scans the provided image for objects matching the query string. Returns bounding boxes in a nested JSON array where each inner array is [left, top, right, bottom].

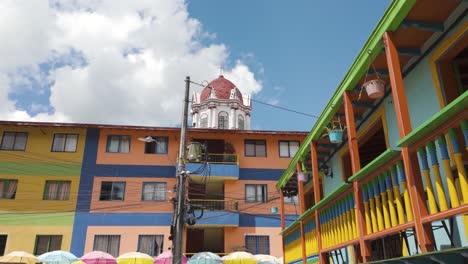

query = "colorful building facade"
[[277, 0, 468, 263], [0, 77, 307, 258]]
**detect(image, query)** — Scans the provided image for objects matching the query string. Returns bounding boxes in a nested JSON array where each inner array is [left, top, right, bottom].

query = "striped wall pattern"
[[284, 228, 302, 264]]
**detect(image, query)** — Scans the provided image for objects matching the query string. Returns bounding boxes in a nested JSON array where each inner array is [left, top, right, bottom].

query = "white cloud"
[[0, 0, 262, 126]]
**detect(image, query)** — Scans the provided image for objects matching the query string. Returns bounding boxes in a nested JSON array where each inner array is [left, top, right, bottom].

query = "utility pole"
[[172, 76, 190, 264]]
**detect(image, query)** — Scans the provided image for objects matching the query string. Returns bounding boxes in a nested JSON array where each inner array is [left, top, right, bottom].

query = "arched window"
[[218, 112, 229, 129], [200, 114, 208, 128], [238, 115, 244, 130]]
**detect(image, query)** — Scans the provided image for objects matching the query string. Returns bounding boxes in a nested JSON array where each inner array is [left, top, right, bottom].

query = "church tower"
[[191, 75, 252, 129]]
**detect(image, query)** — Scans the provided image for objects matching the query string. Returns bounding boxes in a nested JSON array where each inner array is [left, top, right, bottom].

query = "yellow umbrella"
[[224, 252, 257, 264], [116, 252, 153, 264], [71, 261, 86, 264], [0, 251, 39, 264]]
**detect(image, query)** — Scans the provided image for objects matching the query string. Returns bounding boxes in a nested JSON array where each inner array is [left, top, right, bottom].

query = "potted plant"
[[361, 51, 385, 99], [325, 120, 345, 144]]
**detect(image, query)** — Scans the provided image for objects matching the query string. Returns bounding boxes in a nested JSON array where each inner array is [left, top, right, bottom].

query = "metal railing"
[[190, 199, 239, 211]]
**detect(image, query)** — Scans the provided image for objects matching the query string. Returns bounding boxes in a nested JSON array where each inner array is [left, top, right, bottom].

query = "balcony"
[[190, 199, 239, 226], [185, 153, 239, 179]]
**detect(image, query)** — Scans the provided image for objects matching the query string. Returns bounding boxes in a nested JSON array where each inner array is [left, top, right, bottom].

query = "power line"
[[189, 80, 319, 119]]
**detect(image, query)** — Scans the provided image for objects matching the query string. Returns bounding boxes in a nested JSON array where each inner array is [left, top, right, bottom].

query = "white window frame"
[[279, 140, 300, 158], [141, 182, 166, 201]]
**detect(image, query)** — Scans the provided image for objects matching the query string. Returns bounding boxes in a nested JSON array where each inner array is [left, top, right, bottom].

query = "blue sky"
[[1, 0, 390, 131], [188, 0, 391, 131]]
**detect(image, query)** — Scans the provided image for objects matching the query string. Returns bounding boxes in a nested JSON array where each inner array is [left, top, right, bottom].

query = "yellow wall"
[[0, 126, 87, 164], [0, 225, 73, 254], [0, 175, 80, 212]]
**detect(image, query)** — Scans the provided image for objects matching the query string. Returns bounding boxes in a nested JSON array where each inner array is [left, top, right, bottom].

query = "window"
[[218, 112, 229, 129], [0, 179, 17, 199], [0, 132, 27, 151], [284, 195, 298, 204], [99, 182, 125, 201], [245, 140, 266, 157], [43, 181, 71, 200], [200, 114, 208, 128], [34, 235, 62, 255], [93, 235, 120, 257], [52, 133, 78, 152], [279, 141, 300, 158], [142, 182, 166, 201], [245, 235, 269, 255], [0, 235, 6, 256], [106, 135, 130, 153], [138, 235, 164, 256], [245, 184, 267, 203], [238, 115, 244, 130], [144, 137, 168, 154]]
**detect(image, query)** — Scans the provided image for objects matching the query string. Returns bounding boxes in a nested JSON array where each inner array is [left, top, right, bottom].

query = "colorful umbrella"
[[81, 251, 117, 264], [38, 250, 79, 264], [253, 255, 279, 264], [0, 251, 39, 264], [188, 252, 222, 264], [154, 251, 187, 264], [223, 252, 257, 264], [117, 252, 153, 264]]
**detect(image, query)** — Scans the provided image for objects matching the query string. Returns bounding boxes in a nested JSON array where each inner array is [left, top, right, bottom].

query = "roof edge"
[[276, 0, 417, 189]]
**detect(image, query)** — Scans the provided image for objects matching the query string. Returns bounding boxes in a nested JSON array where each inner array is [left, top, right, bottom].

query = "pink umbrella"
[[154, 251, 187, 264], [81, 251, 117, 264]]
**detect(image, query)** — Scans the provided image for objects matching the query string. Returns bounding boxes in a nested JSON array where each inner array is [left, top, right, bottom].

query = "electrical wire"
[[189, 80, 320, 119]]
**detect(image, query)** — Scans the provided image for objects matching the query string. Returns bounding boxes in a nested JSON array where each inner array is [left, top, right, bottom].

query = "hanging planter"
[[360, 49, 386, 100], [297, 172, 308, 182], [325, 119, 345, 144], [362, 78, 385, 99]]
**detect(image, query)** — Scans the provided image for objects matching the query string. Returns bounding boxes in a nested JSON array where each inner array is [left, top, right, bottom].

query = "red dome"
[[200, 75, 243, 104]]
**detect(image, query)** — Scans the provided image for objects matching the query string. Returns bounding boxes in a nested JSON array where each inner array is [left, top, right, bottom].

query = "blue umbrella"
[[38, 250, 79, 264], [188, 252, 222, 264]]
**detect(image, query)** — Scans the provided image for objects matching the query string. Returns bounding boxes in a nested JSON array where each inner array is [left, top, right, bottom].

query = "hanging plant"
[[325, 119, 345, 144], [360, 50, 386, 100]]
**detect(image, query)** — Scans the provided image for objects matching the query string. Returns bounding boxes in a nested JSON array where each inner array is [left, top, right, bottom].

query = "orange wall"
[[96, 129, 179, 166], [96, 129, 306, 169], [90, 177, 176, 213], [224, 227, 283, 257], [85, 226, 171, 255], [225, 180, 299, 215]]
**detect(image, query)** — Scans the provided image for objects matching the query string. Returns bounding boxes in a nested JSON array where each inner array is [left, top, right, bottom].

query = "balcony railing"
[[190, 199, 239, 211]]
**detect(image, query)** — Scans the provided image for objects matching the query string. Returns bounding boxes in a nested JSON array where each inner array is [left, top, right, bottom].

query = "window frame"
[[244, 140, 267, 157], [141, 182, 166, 201], [278, 140, 300, 158], [0, 131, 28, 151], [283, 195, 298, 204], [137, 234, 164, 257], [34, 235, 62, 255], [43, 180, 71, 201], [93, 235, 120, 257], [0, 179, 18, 200], [51, 133, 79, 153], [245, 235, 270, 255], [144, 136, 169, 154], [238, 115, 244, 130], [245, 184, 268, 203], [218, 111, 229, 129], [99, 181, 126, 201], [105, 135, 131, 153], [200, 114, 208, 128]]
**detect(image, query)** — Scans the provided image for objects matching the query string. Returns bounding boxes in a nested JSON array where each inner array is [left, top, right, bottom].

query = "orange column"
[[296, 163, 306, 214], [280, 188, 286, 264], [296, 162, 307, 264], [280, 188, 286, 230], [343, 91, 370, 262], [383, 31, 434, 253], [310, 141, 325, 264]]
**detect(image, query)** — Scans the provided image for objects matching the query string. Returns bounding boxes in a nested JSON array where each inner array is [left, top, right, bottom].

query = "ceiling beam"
[[317, 144, 335, 150], [381, 47, 422, 57], [352, 101, 374, 109], [400, 19, 444, 32], [366, 69, 389, 77], [336, 113, 363, 121]]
